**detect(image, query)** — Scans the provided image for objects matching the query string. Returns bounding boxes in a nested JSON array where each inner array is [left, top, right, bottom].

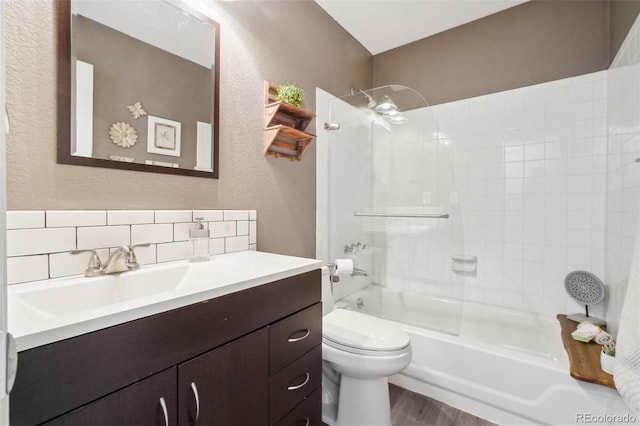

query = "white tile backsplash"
[[237, 221, 249, 236], [50, 248, 110, 279], [7, 255, 48, 284], [209, 238, 225, 255], [193, 210, 224, 222], [132, 244, 157, 265], [226, 236, 249, 253], [107, 210, 154, 225], [7, 211, 45, 229], [210, 221, 237, 238], [223, 210, 249, 221], [157, 241, 191, 263], [174, 222, 209, 242], [6, 209, 258, 284], [131, 224, 173, 245], [7, 228, 76, 256], [77, 225, 130, 249], [155, 210, 192, 223], [249, 221, 257, 245], [47, 210, 106, 227]]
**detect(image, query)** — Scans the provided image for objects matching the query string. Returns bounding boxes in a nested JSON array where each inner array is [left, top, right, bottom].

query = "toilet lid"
[[323, 308, 410, 352]]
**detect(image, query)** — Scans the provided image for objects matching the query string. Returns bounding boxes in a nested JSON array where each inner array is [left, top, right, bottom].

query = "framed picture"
[[147, 115, 181, 157]]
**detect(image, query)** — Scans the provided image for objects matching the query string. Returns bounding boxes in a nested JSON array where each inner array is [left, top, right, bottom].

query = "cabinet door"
[[45, 367, 177, 426], [178, 328, 269, 426]]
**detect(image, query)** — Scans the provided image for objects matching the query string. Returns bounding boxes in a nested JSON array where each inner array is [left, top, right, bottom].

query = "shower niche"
[[263, 81, 316, 161]]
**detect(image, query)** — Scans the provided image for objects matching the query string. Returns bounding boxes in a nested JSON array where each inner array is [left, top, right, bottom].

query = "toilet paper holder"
[[327, 262, 368, 283]]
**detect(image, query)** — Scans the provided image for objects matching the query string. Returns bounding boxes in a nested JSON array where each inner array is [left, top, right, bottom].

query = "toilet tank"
[[321, 266, 335, 315]]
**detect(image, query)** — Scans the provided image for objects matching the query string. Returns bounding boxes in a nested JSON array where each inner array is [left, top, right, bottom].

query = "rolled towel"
[[571, 323, 601, 343], [594, 330, 614, 345]]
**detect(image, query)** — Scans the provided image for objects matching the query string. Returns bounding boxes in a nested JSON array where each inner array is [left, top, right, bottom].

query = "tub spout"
[[352, 267, 368, 277]]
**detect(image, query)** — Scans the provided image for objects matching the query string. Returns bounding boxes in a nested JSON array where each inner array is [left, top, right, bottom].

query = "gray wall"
[[4, 0, 372, 259], [6, 0, 638, 259], [373, 0, 638, 106], [610, 0, 640, 59]]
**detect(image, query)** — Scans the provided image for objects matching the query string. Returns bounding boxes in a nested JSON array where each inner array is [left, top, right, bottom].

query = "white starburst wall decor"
[[109, 122, 138, 148]]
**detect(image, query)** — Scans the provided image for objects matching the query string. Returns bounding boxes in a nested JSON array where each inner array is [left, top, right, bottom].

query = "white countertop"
[[8, 251, 324, 351]]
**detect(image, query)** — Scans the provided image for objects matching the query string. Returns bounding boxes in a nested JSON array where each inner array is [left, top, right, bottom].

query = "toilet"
[[321, 267, 412, 426]]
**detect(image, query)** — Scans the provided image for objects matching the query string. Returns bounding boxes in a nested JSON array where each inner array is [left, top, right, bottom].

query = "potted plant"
[[601, 343, 615, 374], [276, 83, 304, 107]]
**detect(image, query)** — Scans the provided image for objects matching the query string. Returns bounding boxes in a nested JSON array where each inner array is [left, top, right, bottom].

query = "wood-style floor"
[[322, 384, 497, 426], [389, 384, 497, 426]]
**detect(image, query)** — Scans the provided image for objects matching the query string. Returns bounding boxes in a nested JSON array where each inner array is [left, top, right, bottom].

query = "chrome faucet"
[[102, 246, 133, 274], [70, 243, 150, 277]]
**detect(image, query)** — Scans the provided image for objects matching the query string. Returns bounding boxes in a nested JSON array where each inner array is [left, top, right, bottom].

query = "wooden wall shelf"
[[557, 314, 616, 389], [264, 81, 316, 161]]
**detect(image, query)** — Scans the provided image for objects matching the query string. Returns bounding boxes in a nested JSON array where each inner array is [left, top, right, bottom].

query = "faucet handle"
[[126, 243, 150, 270], [69, 249, 104, 277]]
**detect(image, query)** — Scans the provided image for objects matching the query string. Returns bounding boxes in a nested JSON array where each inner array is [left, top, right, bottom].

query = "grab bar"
[[353, 211, 449, 219]]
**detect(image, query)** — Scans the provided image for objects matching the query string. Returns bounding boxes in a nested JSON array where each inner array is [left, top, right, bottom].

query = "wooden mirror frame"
[[56, 0, 220, 178]]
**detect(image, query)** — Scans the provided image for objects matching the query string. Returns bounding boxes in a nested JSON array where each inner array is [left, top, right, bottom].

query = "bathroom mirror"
[[57, 0, 220, 178]]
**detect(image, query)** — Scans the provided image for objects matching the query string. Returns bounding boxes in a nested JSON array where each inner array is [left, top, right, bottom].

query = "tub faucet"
[[352, 267, 368, 277]]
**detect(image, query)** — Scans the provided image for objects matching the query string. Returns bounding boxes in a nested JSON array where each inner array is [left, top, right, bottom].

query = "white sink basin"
[[8, 251, 324, 351], [13, 263, 190, 317]]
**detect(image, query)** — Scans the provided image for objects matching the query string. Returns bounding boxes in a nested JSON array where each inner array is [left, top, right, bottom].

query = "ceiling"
[[314, 0, 529, 55]]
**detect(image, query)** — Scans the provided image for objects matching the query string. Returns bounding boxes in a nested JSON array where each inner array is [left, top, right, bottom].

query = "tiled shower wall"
[[317, 16, 640, 323], [431, 71, 608, 316], [605, 14, 640, 336], [6, 209, 257, 285]]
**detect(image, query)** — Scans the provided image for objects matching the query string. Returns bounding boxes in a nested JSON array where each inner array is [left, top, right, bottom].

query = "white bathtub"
[[338, 286, 635, 426]]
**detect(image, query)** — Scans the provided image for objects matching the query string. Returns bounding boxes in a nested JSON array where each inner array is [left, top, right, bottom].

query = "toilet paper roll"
[[334, 258, 354, 275]]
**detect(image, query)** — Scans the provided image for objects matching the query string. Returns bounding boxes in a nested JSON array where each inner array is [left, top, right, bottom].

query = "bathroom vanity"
[[8, 251, 322, 425]]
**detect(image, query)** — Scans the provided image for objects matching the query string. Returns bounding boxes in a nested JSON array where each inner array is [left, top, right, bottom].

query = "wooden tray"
[[557, 314, 616, 389]]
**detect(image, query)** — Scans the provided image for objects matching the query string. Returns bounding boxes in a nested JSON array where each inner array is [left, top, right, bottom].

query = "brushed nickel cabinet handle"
[[287, 329, 310, 343], [287, 373, 310, 391], [304, 417, 310, 426], [190, 382, 201, 424], [159, 397, 169, 426]]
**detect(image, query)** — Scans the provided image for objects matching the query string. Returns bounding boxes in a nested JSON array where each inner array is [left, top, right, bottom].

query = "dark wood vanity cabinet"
[[11, 269, 322, 426], [177, 328, 270, 425], [44, 368, 179, 426]]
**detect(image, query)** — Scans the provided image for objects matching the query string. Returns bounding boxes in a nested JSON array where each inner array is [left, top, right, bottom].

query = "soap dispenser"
[[189, 218, 210, 262]]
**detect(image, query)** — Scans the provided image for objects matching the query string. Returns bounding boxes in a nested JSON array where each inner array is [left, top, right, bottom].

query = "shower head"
[[374, 96, 398, 114], [350, 88, 377, 109]]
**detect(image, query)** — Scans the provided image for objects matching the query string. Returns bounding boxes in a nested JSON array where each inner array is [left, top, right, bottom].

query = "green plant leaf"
[[276, 83, 304, 107]]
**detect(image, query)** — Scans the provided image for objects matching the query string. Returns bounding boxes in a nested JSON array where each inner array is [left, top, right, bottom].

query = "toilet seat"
[[323, 308, 410, 356]]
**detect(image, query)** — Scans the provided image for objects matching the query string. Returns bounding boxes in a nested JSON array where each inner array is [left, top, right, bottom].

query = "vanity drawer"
[[274, 386, 322, 426], [269, 345, 322, 425], [269, 303, 322, 374]]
